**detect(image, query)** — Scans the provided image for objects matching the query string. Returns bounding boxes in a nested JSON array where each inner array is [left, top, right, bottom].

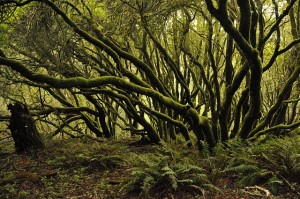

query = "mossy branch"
[[32, 107, 99, 117], [140, 14, 192, 105], [249, 64, 300, 138], [35, 0, 169, 96], [0, 56, 188, 111], [252, 121, 300, 140], [0, 0, 33, 6], [262, 0, 297, 44], [237, 0, 251, 41], [52, 115, 83, 137], [263, 39, 300, 72], [98, 89, 160, 143]]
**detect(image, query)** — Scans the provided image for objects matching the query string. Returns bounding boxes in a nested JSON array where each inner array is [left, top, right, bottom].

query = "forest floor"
[[0, 135, 300, 199]]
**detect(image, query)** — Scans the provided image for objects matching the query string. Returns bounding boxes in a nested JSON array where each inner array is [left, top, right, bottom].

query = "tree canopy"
[[0, 0, 299, 150]]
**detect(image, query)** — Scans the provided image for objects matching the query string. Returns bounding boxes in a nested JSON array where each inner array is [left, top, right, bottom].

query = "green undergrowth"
[[207, 135, 300, 197], [0, 135, 300, 198]]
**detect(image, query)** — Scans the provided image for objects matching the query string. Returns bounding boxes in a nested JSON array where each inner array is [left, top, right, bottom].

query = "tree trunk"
[[8, 102, 45, 153]]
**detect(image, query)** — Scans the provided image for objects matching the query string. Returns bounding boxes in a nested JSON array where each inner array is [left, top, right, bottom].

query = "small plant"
[[82, 155, 126, 172], [2, 183, 17, 197], [18, 190, 30, 198], [121, 158, 221, 197], [223, 136, 300, 195], [225, 165, 276, 186]]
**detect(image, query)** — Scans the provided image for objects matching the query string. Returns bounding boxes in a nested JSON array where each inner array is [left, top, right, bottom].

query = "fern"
[[177, 179, 194, 184], [88, 155, 125, 170], [122, 172, 155, 195], [266, 176, 284, 194], [122, 159, 220, 196], [202, 183, 223, 193], [174, 162, 205, 173], [140, 174, 155, 195], [238, 169, 273, 186], [221, 135, 300, 195], [225, 164, 259, 174]]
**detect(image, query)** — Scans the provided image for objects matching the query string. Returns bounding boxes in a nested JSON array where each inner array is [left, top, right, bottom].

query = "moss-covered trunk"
[[8, 102, 45, 153]]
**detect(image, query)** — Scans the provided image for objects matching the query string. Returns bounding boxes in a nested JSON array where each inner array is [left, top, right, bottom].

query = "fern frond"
[[291, 163, 300, 176], [238, 169, 273, 186], [202, 183, 223, 193], [225, 164, 259, 174], [130, 169, 147, 176], [191, 173, 209, 182], [188, 184, 204, 193], [168, 174, 178, 190], [177, 179, 194, 183], [174, 163, 204, 172], [161, 165, 173, 172], [161, 170, 176, 176], [98, 155, 125, 169], [174, 163, 205, 177], [140, 175, 155, 195]]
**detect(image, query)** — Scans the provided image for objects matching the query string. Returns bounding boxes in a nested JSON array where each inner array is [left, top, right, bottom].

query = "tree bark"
[[8, 102, 45, 153]]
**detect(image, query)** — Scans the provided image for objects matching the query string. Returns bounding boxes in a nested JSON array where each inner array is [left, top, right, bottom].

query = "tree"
[[0, 0, 299, 151], [8, 102, 44, 153]]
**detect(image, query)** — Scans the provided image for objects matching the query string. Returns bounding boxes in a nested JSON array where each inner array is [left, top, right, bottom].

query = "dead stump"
[[8, 102, 44, 153]]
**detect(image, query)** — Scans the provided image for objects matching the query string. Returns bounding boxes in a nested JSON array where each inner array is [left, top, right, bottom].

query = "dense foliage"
[[1, 135, 300, 198], [0, 0, 299, 148]]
